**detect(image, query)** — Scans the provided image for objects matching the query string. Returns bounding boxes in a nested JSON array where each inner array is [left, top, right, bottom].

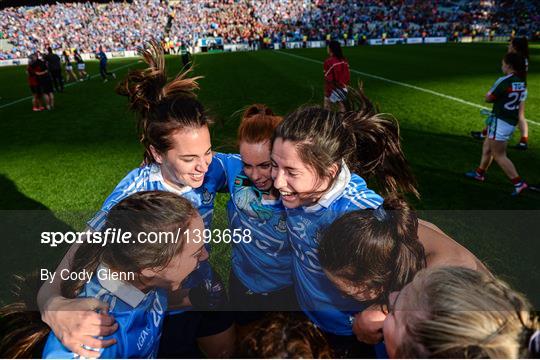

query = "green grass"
[[0, 43, 539, 307]]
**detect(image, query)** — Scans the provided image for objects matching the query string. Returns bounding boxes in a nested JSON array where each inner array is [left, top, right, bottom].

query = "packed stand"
[[1, 0, 539, 59]]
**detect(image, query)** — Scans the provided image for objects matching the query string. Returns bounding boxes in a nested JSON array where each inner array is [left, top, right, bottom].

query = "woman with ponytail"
[[1, 191, 208, 358], [270, 86, 417, 357], [319, 195, 488, 346], [217, 105, 295, 334], [383, 266, 539, 358], [36, 41, 235, 358]]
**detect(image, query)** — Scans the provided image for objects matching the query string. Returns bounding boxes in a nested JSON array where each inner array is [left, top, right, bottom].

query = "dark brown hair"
[[273, 85, 419, 198], [237, 104, 283, 145], [328, 40, 345, 60], [63, 191, 195, 297], [504, 52, 527, 81], [0, 191, 197, 358], [238, 313, 333, 358], [510, 37, 529, 60], [116, 40, 211, 164], [318, 194, 426, 307], [0, 274, 49, 358]]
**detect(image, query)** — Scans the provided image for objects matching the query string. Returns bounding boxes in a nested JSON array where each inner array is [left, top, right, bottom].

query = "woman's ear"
[[140, 268, 158, 279], [328, 162, 340, 179], [149, 145, 163, 164]]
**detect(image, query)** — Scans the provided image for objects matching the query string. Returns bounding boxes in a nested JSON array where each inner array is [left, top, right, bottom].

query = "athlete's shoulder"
[[204, 152, 242, 190], [492, 73, 514, 88], [340, 173, 383, 210], [104, 165, 155, 203], [211, 152, 242, 170], [88, 164, 157, 230]]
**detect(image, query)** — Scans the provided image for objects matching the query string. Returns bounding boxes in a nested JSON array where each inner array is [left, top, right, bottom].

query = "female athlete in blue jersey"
[[0, 192, 208, 358], [270, 87, 418, 357], [36, 41, 234, 358], [319, 195, 489, 346], [219, 105, 295, 333]]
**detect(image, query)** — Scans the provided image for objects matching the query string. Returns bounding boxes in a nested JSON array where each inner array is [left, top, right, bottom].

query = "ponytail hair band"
[[373, 205, 388, 222]]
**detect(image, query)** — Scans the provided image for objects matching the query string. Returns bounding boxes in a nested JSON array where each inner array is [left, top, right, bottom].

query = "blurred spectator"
[[1, 0, 539, 59], [43, 46, 63, 92]]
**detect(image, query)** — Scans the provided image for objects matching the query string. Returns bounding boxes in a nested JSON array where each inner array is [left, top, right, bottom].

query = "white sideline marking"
[[276, 50, 540, 127], [0, 61, 139, 110]]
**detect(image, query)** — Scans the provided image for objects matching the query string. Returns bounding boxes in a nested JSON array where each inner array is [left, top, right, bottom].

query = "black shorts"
[[38, 76, 53, 94], [30, 85, 42, 95], [228, 270, 299, 326], [158, 309, 234, 358]]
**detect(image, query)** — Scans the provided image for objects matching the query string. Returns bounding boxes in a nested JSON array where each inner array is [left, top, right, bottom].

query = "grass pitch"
[[0, 43, 538, 306]]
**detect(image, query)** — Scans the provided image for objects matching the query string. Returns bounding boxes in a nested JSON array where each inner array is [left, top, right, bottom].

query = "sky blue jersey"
[[87, 153, 228, 231], [86, 153, 227, 291], [285, 164, 383, 335], [43, 264, 168, 359], [220, 153, 292, 293]]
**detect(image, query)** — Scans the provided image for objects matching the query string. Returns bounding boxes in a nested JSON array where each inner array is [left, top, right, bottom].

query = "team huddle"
[[1, 41, 539, 359]]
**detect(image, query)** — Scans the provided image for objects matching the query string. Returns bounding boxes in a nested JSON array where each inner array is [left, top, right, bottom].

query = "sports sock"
[[511, 176, 522, 185], [520, 136, 528, 144], [476, 167, 486, 175]]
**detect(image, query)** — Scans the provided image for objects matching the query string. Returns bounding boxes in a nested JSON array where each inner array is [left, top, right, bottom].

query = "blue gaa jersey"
[[220, 153, 292, 293], [43, 264, 167, 359], [285, 164, 383, 335], [87, 154, 228, 296], [88, 153, 228, 231]]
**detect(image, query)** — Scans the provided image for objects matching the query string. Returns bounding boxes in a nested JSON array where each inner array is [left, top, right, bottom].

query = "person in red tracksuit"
[[27, 53, 44, 112], [324, 40, 350, 112]]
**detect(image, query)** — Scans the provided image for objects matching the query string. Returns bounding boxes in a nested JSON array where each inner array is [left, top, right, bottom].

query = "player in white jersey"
[[36, 41, 234, 358], [270, 86, 418, 357]]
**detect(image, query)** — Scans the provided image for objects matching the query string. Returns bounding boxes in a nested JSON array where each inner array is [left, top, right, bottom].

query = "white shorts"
[[487, 116, 516, 142], [326, 88, 348, 103], [77, 63, 85, 70], [66, 65, 73, 71]]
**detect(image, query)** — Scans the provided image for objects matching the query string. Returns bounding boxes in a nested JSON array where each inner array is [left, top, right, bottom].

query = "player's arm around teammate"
[[319, 195, 490, 345], [270, 87, 418, 357], [222, 105, 296, 338], [1, 192, 208, 358], [37, 41, 235, 358]]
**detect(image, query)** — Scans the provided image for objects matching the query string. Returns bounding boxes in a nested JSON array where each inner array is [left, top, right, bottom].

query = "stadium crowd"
[[1, 0, 539, 59]]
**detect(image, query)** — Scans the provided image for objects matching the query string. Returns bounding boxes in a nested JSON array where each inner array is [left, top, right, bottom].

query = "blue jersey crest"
[[219, 153, 293, 293], [85, 154, 228, 305], [285, 165, 383, 335]]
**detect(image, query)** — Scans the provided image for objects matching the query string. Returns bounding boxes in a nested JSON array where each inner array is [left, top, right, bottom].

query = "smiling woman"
[[269, 87, 418, 357], [35, 41, 236, 359]]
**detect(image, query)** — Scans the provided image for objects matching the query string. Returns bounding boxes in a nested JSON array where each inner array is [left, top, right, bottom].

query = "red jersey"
[[324, 56, 350, 96], [27, 63, 39, 86]]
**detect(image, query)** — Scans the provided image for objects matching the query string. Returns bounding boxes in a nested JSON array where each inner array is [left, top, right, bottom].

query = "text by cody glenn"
[[40, 228, 253, 247], [41, 267, 135, 284]]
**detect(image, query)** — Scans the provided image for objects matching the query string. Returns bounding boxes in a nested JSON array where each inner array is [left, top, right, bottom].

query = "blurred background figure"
[[43, 47, 63, 93]]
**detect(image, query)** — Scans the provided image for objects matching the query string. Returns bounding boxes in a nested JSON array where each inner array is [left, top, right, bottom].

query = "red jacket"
[[27, 63, 39, 86], [324, 56, 350, 96]]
